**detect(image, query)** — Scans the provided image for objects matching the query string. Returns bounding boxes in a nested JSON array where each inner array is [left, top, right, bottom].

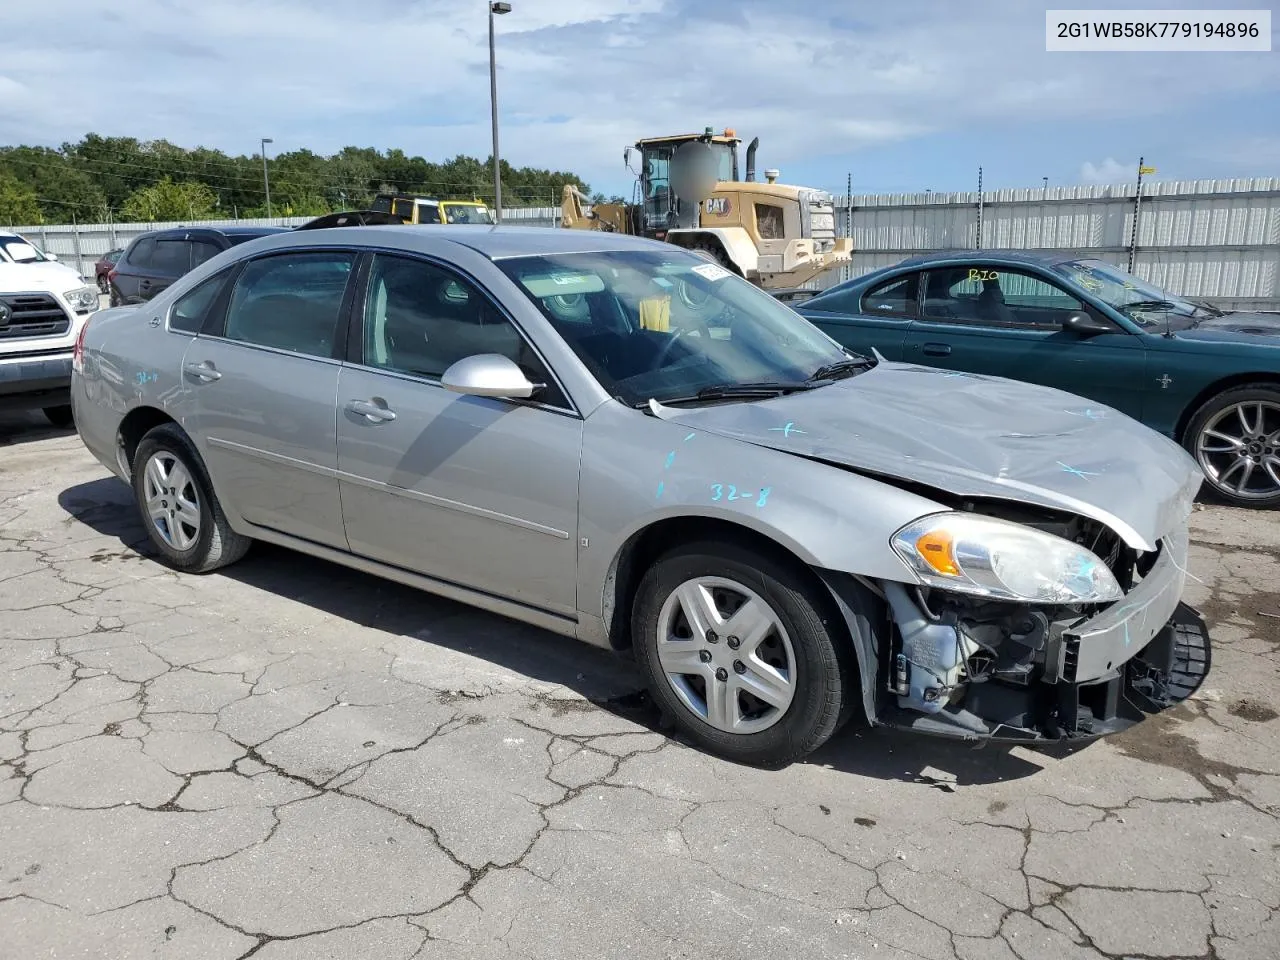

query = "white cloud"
[[1080, 158, 1137, 184], [1, 0, 1278, 193]]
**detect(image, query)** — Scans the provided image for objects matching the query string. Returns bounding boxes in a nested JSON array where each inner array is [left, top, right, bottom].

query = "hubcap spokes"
[[1196, 400, 1280, 500], [143, 452, 201, 550], [655, 576, 796, 735]]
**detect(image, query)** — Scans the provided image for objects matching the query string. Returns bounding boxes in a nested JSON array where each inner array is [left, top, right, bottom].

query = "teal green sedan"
[[792, 250, 1280, 508]]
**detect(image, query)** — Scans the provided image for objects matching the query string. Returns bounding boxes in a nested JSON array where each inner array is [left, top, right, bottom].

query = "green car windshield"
[[498, 250, 854, 406], [1052, 258, 1212, 327]]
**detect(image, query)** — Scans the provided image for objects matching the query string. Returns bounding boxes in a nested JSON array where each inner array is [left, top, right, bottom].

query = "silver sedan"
[[70, 225, 1210, 765]]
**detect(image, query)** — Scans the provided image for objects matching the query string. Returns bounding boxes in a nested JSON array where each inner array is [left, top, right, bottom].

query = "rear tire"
[[1184, 384, 1280, 509], [132, 424, 251, 573], [631, 540, 855, 766], [43, 405, 74, 428]]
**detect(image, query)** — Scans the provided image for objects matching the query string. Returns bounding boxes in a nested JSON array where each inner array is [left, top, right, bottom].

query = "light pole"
[[488, 2, 511, 222], [260, 137, 274, 219]]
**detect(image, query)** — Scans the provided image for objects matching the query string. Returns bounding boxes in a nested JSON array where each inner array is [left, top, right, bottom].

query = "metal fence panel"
[[10, 180, 1280, 310]]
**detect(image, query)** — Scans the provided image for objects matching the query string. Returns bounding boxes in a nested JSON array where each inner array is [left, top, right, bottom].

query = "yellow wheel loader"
[[561, 127, 852, 289]]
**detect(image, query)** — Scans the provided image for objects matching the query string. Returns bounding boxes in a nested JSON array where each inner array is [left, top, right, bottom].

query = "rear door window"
[[190, 240, 224, 268], [127, 237, 157, 269], [152, 239, 192, 276], [170, 268, 233, 334], [219, 251, 356, 358]]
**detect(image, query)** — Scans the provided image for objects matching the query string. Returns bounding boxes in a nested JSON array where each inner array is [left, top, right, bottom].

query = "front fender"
[[575, 402, 943, 628]]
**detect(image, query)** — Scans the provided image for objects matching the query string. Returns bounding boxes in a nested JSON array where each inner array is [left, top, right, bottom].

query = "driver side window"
[[924, 267, 1085, 328], [360, 254, 565, 406]]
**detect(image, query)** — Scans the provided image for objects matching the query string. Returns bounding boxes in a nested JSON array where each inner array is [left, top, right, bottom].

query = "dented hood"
[[651, 362, 1203, 551]]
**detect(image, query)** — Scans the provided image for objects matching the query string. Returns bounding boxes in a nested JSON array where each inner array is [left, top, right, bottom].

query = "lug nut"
[[733, 660, 746, 674], [727, 636, 741, 649], [715, 667, 728, 681], [699, 650, 712, 663], [706, 631, 718, 644]]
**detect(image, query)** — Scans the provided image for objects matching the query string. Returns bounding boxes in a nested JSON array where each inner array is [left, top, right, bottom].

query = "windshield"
[[497, 249, 854, 406], [1051, 258, 1212, 328], [709, 142, 736, 182], [0, 236, 48, 264], [442, 203, 494, 225]]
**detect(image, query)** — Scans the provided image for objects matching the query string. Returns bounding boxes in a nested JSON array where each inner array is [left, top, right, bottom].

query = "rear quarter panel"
[[72, 301, 196, 478]]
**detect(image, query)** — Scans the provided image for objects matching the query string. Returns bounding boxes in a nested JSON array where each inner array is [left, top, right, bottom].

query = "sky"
[[1, 0, 1277, 199]]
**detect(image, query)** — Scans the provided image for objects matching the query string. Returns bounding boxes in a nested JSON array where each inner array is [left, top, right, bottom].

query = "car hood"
[[1174, 311, 1280, 344], [0, 260, 85, 294], [649, 361, 1202, 551]]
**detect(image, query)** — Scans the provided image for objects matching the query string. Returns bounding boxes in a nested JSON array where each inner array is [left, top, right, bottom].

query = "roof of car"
[[272, 224, 670, 259], [217, 225, 293, 236], [896, 248, 1087, 267]]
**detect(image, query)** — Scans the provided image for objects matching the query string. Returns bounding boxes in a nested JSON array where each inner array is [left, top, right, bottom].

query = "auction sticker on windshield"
[[692, 263, 732, 282]]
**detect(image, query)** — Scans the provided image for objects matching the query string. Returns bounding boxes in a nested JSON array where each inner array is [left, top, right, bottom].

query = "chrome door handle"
[[183, 361, 222, 381], [346, 399, 397, 423], [922, 342, 952, 357]]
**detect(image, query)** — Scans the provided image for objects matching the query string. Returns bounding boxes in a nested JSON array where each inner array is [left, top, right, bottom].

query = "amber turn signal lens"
[[915, 531, 960, 576]]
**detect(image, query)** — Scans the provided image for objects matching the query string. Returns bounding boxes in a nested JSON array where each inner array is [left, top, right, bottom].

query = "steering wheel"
[[649, 317, 712, 371]]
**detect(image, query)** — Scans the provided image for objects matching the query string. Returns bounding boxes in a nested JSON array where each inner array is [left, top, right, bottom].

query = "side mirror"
[[1062, 311, 1113, 336], [440, 354, 539, 399]]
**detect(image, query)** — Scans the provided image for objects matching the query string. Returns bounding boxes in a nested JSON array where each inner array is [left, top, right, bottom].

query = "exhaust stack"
[[745, 137, 759, 182]]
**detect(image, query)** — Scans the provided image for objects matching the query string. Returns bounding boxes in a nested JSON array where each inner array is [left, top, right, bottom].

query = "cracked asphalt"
[[2, 410, 1278, 960]]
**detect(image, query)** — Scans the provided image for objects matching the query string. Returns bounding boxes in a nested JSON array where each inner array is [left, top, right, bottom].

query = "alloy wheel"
[[142, 451, 202, 551], [655, 576, 797, 734], [1196, 400, 1280, 500]]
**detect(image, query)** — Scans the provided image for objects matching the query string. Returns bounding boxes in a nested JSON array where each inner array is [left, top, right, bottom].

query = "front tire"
[[132, 424, 251, 572], [1185, 385, 1280, 508], [631, 541, 855, 766]]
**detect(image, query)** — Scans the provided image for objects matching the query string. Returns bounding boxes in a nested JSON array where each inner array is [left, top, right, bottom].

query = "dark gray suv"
[[108, 225, 291, 307]]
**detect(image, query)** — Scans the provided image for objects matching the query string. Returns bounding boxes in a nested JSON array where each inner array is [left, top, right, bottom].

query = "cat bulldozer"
[[561, 127, 852, 289]]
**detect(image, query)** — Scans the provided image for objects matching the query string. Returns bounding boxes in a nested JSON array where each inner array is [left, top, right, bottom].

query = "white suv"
[[0, 231, 100, 426]]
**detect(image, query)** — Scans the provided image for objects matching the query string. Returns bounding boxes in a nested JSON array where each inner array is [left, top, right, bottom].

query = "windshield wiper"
[[647, 381, 815, 407], [1120, 299, 1178, 312], [809, 356, 876, 382], [1190, 299, 1225, 318]]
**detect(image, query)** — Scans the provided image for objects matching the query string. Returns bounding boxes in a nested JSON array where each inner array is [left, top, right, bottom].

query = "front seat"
[[977, 277, 1017, 325]]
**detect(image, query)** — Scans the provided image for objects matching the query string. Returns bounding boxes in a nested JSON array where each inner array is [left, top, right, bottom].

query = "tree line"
[[0, 133, 624, 225]]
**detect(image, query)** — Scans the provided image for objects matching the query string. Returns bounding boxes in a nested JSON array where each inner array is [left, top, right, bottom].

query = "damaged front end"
[[872, 506, 1210, 742]]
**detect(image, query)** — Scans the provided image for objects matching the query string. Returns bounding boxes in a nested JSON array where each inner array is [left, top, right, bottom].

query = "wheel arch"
[[116, 405, 180, 478], [666, 228, 755, 278], [1174, 372, 1280, 443], [600, 514, 884, 722]]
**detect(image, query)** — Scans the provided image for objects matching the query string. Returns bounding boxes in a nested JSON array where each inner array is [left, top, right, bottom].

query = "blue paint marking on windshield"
[[655, 481, 665, 499], [684, 432, 695, 442], [1066, 408, 1108, 421], [665, 450, 676, 469]]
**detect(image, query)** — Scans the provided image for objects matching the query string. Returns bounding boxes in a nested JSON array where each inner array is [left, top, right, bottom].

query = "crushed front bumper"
[[877, 528, 1212, 743], [982, 602, 1210, 742]]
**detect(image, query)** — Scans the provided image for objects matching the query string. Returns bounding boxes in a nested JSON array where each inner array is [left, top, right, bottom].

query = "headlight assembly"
[[63, 286, 100, 312], [891, 512, 1122, 604]]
